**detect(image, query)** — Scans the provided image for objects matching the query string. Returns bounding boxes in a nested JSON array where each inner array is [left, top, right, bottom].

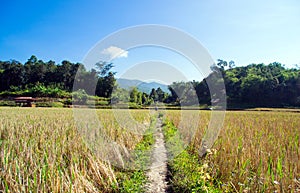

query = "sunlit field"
[[0, 108, 299, 192], [166, 110, 300, 192], [0, 108, 151, 192]]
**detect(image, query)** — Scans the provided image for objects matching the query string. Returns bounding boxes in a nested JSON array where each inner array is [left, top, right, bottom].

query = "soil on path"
[[145, 118, 169, 193]]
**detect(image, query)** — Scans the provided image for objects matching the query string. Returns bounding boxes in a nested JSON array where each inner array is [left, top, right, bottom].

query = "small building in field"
[[14, 97, 36, 107]]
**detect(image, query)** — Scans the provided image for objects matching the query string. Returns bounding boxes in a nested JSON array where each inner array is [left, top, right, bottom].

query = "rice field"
[[166, 110, 300, 192], [0, 108, 151, 192], [0, 108, 299, 192]]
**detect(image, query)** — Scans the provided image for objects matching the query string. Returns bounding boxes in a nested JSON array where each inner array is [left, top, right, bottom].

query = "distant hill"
[[116, 78, 143, 89], [116, 78, 169, 94], [137, 81, 169, 94]]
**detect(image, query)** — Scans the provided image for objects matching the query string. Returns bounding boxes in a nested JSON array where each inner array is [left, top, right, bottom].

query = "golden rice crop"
[[1, 107, 299, 192], [166, 110, 300, 192], [0, 108, 151, 192]]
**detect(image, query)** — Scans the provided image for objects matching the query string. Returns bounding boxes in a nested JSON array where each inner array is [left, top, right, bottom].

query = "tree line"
[[125, 60, 300, 108], [0, 56, 299, 108], [165, 60, 300, 108], [0, 55, 115, 98]]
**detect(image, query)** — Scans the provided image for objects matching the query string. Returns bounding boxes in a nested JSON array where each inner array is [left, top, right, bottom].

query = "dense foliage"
[[223, 61, 300, 107], [0, 55, 116, 98], [167, 60, 300, 108], [0, 56, 299, 107]]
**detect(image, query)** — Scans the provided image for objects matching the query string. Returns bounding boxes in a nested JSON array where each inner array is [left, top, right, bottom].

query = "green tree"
[[129, 87, 139, 103], [95, 62, 116, 98], [149, 88, 158, 102], [96, 72, 116, 98], [156, 87, 166, 102]]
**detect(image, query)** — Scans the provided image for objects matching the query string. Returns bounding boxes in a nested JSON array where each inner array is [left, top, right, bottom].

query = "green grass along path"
[[145, 117, 169, 193]]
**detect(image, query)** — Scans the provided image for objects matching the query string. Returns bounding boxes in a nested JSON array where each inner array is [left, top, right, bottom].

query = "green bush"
[[72, 89, 88, 105], [128, 102, 142, 109], [96, 100, 109, 106], [0, 84, 71, 98], [63, 98, 72, 105], [0, 101, 16, 107], [35, 102, 52, 107], [30, 84, 69, 98], [50, 102, 64, 108], [35, 102, 64, 108]]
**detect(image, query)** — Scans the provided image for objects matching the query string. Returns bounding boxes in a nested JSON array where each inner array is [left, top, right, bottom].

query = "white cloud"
[[101, 46, 128, 59]]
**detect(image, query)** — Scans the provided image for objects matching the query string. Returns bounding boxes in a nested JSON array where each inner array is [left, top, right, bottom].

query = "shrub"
[[0, 100, 16, 107], [72, 89, 88, 105], [35, 102, 52, 107], [50, 102, 64, 108], [128, 102, 142, 109]]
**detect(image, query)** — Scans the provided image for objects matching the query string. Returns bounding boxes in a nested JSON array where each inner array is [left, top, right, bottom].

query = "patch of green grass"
[[163, 120, 185, 159], [168, 151, 222, 193], [163, 119, 222, 193], [113, 170, 147, 193], [113, 116, 156, 193]]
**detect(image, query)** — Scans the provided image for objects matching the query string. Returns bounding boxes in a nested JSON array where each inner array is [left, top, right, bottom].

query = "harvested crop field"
[[0, 108, 299, 192]]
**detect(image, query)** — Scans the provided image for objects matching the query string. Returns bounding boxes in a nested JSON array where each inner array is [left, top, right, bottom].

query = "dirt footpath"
[[145, 118, 169, 193]]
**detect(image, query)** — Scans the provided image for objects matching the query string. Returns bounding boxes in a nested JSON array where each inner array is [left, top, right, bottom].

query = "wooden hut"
[[14, 97, 36, 107]]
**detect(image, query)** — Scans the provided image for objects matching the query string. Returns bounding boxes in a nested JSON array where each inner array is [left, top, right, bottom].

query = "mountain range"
[[116, 78, 169, 94]]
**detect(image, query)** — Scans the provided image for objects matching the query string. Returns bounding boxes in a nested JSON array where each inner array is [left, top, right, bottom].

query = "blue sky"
[[1, 0, 300, 82]]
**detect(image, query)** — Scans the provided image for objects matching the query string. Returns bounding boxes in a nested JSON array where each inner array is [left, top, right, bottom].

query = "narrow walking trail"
[[145, 117, 169, 193]]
